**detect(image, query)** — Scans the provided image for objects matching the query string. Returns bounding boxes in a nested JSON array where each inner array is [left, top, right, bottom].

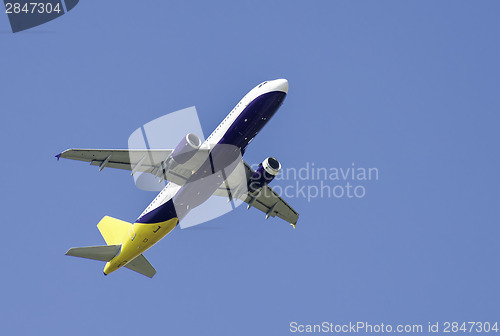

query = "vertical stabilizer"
[[97, 216, 132, 245]]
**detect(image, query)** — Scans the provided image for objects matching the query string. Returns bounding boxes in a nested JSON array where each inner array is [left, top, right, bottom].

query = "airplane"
[[57, 79, 299, 278]]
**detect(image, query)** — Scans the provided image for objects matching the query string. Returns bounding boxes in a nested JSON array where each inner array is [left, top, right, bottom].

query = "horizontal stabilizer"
[[65, 245, 121, 262], [125, 254, 157, 278]]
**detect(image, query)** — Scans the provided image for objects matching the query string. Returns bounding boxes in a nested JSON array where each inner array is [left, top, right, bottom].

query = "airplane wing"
[[214, 160, 299, 227], [56, 148, 198, 186], [57, 149, 171, 172], [58, 150, 299, 225]]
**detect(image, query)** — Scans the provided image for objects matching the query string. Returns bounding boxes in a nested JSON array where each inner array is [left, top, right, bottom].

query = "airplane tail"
[[97, 215, 132, 245], [65, 216, 157, 278], [66, 245, 121, 261]]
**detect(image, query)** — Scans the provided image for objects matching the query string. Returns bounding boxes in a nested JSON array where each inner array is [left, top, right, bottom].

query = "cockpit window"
[[258, 81, 268, 88]]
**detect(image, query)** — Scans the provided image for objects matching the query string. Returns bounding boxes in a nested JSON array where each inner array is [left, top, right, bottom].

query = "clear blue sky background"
[[1, 1, 499, 335]]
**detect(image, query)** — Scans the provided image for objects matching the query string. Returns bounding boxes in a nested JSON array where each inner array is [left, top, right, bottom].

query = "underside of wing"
[[214, 160, 299, 226], [242, 185, 299, 226], [56, 148, 209, 186], [58, 149, 299, 225], [57, 149, 172, 173]]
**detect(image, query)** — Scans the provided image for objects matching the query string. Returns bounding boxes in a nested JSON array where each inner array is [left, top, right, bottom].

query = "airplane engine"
[[248, 157, 281, 193], [168, 133, 201, 166]]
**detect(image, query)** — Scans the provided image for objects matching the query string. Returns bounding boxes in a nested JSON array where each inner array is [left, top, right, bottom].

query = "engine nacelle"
[[248, 157, 281, 193], [169, 133, 201, 165]]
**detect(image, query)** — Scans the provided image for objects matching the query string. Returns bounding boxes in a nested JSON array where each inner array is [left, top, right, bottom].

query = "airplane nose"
[[274, 79, 289, 93]]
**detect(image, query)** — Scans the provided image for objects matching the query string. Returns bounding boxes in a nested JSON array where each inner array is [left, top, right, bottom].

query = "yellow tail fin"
[[97, 216, 132, 245]]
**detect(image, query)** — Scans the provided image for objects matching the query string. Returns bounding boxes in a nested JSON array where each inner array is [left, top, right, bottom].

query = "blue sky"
[[1, 1, 500, 335]]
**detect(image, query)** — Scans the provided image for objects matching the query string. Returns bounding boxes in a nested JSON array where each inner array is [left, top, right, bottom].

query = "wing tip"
[[55, 148, 73, 160]]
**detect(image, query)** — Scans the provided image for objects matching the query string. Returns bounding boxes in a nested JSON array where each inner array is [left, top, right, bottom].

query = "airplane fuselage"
[[103, 79, 289, 275]]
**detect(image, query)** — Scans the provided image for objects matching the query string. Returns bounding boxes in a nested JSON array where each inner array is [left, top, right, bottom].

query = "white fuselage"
[[137, 79, 288, 223]]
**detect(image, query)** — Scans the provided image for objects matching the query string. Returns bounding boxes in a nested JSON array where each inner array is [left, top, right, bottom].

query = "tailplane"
[[65, 216, 157, 278], [66, 245, 121, 262], [124, 254, 156, 278], [66, 246, 157, 278]]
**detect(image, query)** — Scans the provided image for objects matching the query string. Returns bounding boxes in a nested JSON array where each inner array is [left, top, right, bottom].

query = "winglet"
[[291, 223, 296, 229], [55, 153, 61, 161]]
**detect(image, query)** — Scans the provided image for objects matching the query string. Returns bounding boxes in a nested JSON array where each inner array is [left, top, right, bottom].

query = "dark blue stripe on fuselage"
[[136, 90, 286, 224], [220, 91, 286, 151], [136, 198, 178, 224]]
